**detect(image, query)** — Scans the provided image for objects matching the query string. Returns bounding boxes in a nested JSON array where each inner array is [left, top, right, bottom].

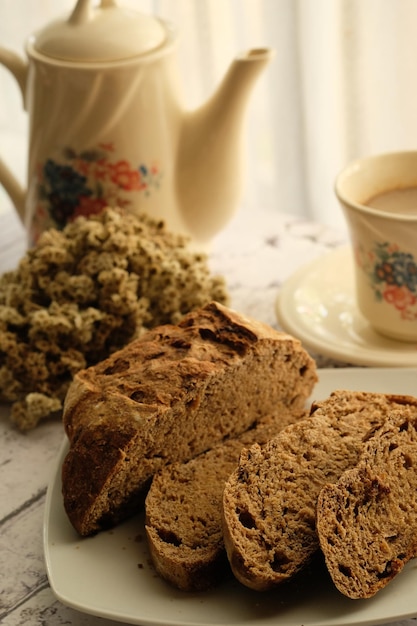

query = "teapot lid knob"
[[31, 0, 168, 62]]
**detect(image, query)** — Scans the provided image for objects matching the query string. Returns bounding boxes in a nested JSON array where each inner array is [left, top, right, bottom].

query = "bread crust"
[[222, 391, 417, 591], [62, 301, 317, 536]]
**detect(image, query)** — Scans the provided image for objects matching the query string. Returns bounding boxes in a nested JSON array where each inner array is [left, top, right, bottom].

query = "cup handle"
[[0, 46, 27, 222]]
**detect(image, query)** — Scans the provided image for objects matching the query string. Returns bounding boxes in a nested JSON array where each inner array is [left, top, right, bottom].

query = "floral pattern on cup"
[[355, 242, 417, 320], [33, 143, 162, 235]]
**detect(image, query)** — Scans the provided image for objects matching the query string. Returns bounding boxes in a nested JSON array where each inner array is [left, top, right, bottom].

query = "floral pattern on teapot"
[[33, 142, 162, 232], [355, 241, 417, 320]]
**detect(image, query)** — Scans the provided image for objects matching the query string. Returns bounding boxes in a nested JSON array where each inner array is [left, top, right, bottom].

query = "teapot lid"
[[32, 0, 167, 62]]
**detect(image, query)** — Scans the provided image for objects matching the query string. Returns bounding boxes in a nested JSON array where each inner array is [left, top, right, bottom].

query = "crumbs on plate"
[[0, 207, 228, 430]]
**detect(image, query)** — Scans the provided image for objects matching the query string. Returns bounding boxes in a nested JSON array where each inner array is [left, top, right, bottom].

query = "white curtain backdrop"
[[2, 0, 417, 231]]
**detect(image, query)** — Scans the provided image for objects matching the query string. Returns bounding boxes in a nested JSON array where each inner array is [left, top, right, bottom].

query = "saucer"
[[275, 246, 417, 367]]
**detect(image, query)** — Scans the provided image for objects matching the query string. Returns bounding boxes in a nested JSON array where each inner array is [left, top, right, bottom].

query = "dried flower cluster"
[[0, 208, 228, 430]]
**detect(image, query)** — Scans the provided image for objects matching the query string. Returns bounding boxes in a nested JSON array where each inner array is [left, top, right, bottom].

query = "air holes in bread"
[[238, 508, 256, 529], [403, 453, 413, 469], [129, 389, 146, 403], [338, 563, 353, 578], [157, 529, 182, 547], [376, 560, 395, 579], [271, 551, 290, 572]]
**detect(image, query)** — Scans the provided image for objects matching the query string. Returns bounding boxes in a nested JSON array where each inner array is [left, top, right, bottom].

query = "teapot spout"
[[177, 48, 274, 245]]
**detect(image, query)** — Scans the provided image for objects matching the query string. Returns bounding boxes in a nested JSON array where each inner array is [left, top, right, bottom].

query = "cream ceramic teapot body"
[[0, 0, 273, 247]]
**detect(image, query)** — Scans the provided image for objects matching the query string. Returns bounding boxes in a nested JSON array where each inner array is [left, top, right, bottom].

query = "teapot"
[[0, 0, 273, 247]]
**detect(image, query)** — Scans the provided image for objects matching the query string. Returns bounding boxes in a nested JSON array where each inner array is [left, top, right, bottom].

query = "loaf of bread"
[[145, 409, 308, 591], [317, 409, 417, 599], [222, 391, 417, 591], [62, 301, 317, 536]]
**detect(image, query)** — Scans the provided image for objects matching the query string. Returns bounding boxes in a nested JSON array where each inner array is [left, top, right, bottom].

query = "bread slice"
[[222, 391, 417, 591], [62, 301, 317, 536], [145, 409, 307, 591], [317, 409, 417, 599]]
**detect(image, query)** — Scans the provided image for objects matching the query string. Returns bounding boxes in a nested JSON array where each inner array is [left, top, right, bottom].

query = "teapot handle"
[[0, 47, 28, 222]]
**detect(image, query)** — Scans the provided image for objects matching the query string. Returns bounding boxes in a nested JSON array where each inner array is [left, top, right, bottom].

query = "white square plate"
[[44, 367, 417, 626]]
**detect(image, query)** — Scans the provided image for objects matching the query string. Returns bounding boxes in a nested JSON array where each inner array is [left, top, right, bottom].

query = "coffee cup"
[[335, 150, 417, 342]]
